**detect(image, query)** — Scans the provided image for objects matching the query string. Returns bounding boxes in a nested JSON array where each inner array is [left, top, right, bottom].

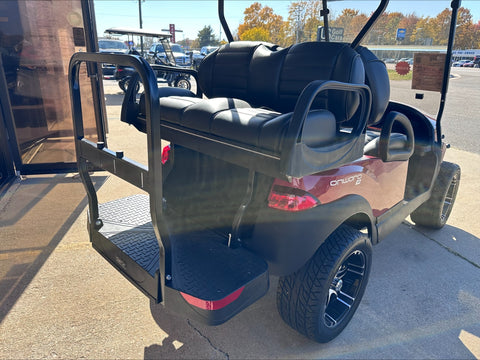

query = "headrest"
[[356, 46, 390, 125]]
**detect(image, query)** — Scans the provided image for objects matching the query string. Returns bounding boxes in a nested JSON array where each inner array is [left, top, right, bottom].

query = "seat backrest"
[[355, 46, 390, 125], [198, 41, 365, 124]]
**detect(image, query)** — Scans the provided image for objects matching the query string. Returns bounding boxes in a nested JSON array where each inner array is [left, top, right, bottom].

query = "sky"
[[94, 0, 480, 43]]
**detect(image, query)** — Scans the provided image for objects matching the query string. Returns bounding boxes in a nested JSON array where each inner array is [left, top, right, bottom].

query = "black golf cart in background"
[[104, 28, 192, 91], [69, 0, 461, 343]]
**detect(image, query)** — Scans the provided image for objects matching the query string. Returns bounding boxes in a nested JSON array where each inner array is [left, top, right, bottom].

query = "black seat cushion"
[[159, 96, 204, 124], [364, 130, 409, 157], [211, 108, 337, 153], [139, 87, 196, 116], [180, 98, 251, 132]]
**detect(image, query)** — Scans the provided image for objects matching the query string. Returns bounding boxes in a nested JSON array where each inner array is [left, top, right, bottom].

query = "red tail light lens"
[[268, 185, 319, 212], [161, 145, 171, 164]]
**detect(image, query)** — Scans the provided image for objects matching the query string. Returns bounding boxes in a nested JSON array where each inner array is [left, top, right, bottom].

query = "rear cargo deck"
[[91, 194, 269, 323]]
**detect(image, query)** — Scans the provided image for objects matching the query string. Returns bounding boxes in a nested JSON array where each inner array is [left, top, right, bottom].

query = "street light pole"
[[138, 0, 144, 55]]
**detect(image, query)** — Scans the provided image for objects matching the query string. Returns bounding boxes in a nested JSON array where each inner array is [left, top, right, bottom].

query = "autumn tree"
[[433, 8, 453, 45], [331, 9, 360, 43], [237, 3, 286, 45], [454, 8, 477, 49], [241, 27, 270, 42], [397, 14, 420, 45]]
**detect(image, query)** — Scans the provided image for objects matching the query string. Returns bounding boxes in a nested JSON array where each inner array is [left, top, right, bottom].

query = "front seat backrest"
[[356, 45, 390, 125]]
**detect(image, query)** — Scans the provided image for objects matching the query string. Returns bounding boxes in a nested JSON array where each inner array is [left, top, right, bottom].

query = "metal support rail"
[[68, 52, 170, 296]]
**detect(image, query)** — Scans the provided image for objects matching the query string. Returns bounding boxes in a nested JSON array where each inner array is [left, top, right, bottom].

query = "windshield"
[[170, 44, 185, 53], [98, 40, 128, 50], [151, 43, 184, 54]]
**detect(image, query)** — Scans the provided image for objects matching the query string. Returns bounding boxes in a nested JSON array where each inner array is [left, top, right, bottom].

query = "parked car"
[[382, 58, 396, 63], [462, 60, 475, 67], [473, 56, 480, 68], [98, 39, 129, 75], [193, 46, 219, 69], [452, 59, 470, 67], [146, 43, 190, 66]]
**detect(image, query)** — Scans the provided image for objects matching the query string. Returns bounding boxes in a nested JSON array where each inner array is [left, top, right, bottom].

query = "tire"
[[410, 161, 460, 229], [119, 77, 140, 93], [277, 225, 372, 343], [174, 77, 191, 90]]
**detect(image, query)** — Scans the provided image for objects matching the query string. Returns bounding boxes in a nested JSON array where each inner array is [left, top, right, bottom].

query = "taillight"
[[268, 185, 319, 212], [161, 145, 171, 164]]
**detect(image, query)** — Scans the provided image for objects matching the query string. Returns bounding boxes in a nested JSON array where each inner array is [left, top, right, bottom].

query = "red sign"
[[395, 61, 410, 76], [169, 24, 175, 43]]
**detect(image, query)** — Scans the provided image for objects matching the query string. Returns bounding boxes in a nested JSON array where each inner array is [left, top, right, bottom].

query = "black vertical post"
[[218, 0, 233, 43], [139, 0, 144, 55], [0, 57, 16, 187], [435, 0, 461, 143], [81, 0, 107, 143], [321, 0, 329, 42]]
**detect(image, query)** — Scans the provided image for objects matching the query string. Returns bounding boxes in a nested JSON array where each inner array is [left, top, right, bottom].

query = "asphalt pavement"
[[0, 82, 479, 359]]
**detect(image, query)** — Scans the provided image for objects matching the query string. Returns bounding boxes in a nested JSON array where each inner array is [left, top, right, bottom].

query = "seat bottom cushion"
[[211, 107, 337, 154], [364, 129, 409, 158]]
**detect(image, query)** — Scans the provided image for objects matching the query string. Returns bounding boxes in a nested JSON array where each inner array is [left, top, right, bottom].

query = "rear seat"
[[141, 41, 366, 154], [131, 41, 374, 177]]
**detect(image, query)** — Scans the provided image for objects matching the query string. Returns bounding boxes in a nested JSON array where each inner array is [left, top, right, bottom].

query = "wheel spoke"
[[346, 266, 364, 276], [336, 296, 352, 309], [324, 313, 337, 327], [323, 248, 366, 328], [339, 290, 355, 302], [442, 177, 459, 219]]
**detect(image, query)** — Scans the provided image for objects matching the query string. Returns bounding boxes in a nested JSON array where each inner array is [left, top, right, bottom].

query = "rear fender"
[[246, 194, 375, 276]]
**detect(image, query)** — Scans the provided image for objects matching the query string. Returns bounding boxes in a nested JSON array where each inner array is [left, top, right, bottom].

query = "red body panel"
[[273, 157, 409, 217]]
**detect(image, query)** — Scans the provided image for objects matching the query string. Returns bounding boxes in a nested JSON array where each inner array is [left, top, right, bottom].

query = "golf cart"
[[104, 27, 192, 91], [70, 0, 461, 343]]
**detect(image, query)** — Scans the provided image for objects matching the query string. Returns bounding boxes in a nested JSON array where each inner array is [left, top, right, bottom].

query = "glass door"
[[0, 0, 101, 175]]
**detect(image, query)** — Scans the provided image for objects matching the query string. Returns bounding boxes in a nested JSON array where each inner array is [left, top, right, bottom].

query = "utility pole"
[[138, 0, 144, 55]]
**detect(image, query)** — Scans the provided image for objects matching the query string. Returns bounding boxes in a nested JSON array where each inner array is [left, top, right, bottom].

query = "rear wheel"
[[277, 225, 372, 343], [119, 77, 140, 93], [410, 161, 460, 229]]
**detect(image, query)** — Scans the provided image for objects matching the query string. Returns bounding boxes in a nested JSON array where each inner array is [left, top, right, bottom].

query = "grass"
[[388, 69, 413, 81]]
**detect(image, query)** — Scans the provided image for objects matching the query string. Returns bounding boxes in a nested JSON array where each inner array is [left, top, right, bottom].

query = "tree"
[[397, 14, 420, 45], [197, 25, 219, 48], [240, 27, 270, 41], [331, 9, 360, 43], [384, 12, 404, 44], [238, 3, 286, 45], [454, 8, 477, 49], [433, 8, 452, 45]]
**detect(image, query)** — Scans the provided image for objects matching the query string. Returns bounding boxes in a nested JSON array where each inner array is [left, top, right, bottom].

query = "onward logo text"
[[330, 174, 362, 186]]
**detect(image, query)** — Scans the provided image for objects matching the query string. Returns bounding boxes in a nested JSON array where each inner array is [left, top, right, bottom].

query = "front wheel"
[[277, 225, 372, 343], [410, 161, 460, 229], [174, 77, 191, 90]]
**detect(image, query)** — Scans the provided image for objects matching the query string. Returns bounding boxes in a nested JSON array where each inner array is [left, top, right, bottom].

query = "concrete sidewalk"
[[1, 91, 479, 358]]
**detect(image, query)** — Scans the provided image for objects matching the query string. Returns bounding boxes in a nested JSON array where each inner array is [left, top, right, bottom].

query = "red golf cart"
[[69, 0, 461, 342]]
